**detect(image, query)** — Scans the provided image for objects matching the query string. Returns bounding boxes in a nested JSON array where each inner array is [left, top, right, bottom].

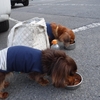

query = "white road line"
[[72, 23, 100, 33]]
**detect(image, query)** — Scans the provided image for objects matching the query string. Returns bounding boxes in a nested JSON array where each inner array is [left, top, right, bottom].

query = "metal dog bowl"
[[66, 73, 83, 90], [64, 41, 76, 50]]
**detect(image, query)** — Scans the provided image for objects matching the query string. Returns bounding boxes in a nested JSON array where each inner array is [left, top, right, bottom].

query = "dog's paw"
[[4, 81, 10, 88], [39, 78, 49, 86], [0, 92, 9, 99]]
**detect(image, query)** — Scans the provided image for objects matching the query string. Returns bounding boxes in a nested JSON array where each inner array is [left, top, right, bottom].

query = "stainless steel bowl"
[[64, 41, 76, 50], [66, 73, 83, 90]]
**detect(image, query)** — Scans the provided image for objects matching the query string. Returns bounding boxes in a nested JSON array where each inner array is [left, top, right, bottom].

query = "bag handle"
[[9, 17, 21, 23]]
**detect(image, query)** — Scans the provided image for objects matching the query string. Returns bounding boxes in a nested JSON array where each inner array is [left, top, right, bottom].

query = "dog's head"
[[42, 49, 77, 88], [51, 23, 75, 47]]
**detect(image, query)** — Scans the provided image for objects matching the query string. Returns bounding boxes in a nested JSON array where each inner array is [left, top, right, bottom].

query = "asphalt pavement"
[[0, 0, 100, 100]]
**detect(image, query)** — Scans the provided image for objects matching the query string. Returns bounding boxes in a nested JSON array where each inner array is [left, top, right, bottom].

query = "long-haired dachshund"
[[0, 46, 77, 99], [46, 22, 75, 47]]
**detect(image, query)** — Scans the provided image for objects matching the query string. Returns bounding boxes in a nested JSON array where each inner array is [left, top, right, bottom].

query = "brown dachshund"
[[0, 46, 77, 99], [46, 22, 75, 47]]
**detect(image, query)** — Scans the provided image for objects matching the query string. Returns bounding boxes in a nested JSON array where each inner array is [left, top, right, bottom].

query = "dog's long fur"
[[49, 23, 75, 46], [0, 48, 77, 99]]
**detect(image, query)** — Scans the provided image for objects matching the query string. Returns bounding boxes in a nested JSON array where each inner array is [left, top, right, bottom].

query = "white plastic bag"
[[7, 17, 50, 50]]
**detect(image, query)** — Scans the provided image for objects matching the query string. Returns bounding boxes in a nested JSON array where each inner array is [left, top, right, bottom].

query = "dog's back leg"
[[0, 72, 10, 99]]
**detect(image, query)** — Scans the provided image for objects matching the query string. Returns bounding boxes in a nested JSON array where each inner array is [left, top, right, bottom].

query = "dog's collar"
[[55, 26, 59, 38]]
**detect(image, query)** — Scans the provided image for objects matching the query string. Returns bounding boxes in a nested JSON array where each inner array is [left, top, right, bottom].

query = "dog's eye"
[[70, 72, 75, 76]]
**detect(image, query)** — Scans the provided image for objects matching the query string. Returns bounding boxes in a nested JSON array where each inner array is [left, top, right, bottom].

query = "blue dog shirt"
[[46, 23, 55, 41], [0, 46, 43, 73]]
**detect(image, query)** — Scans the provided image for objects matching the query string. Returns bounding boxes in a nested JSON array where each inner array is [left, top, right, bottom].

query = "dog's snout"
[[64, 42, 70, 47]]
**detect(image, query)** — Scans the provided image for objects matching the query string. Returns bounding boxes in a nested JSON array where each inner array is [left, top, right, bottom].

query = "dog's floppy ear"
[[59, 33, 70, 42], [51, 57, 68, 87], [59, 33, 71, 47], [51, 54, 77, 88]]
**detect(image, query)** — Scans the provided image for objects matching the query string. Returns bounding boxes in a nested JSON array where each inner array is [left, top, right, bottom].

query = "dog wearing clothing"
[[0, 46, 77, 99], [46, 23, 75, 46]]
